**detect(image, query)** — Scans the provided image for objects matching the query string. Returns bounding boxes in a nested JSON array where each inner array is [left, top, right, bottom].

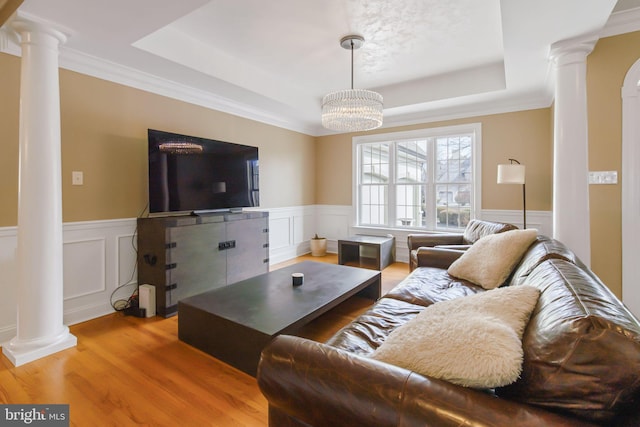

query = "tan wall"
[[0, 52, 315, 226], [0, 53, 20, 227], [3, 29, 635, 299], [316, 109, 553, 212], [586, 30, 640, 298]]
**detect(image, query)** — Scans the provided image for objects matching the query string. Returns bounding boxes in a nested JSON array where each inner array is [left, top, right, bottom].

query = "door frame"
[[621, 57, 640, 317]]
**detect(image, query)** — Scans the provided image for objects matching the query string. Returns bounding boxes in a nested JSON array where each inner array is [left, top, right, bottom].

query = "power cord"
[[110, 203, 148, 313]]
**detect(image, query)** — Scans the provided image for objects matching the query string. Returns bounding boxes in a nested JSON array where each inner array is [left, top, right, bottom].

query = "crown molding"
[[0, 37, 316, 136], [600, 6, 640, 38], [58, 48, 317, 136], [313, 92, 553, 137], [4, 38, 554, 138], [2, 20, 570, 138]]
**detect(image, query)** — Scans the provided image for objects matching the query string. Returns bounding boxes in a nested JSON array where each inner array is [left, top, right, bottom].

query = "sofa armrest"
[[407, 233, 464, 250], [415, 247, 464, 269], [435, 244, 472, 251], [257, 336, 594, 427]]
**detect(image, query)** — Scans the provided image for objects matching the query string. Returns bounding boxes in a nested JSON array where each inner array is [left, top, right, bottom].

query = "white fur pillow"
[[371, 285, 540, 388], [447, 229, 538, 289]]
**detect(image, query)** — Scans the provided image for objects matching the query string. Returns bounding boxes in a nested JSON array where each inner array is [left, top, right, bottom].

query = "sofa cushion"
[[325, 297, 425, 356], [448, 229, 538, 289], [371, 285, 540, 388], [384, 266, 484, 308], [497, 259, 640, 425]]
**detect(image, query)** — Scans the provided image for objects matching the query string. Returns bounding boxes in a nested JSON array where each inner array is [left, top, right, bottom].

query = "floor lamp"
[[497, 159, 526, 229]]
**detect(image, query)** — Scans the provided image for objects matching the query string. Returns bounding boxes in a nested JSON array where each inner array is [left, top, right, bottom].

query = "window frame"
[[352, 123, 482, 231]]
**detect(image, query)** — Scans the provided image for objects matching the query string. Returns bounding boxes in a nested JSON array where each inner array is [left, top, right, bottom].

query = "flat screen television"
[[147, 129, 259, 215]]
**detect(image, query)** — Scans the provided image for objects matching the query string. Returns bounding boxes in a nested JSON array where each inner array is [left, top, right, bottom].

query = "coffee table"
[[177, 261, 381, 376]]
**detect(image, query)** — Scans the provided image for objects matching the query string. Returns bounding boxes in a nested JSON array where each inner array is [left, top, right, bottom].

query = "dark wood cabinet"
[[137, 211, 269, 317]]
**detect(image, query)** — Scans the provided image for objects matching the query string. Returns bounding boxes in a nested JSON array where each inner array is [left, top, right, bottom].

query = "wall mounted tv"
[[147, 129, 259, 215]]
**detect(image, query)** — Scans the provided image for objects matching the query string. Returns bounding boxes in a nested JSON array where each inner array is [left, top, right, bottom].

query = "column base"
[[2, 327, 77, 367]]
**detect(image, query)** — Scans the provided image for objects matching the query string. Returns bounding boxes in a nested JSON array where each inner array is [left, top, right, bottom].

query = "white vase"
[[310, 238, 327, 256]]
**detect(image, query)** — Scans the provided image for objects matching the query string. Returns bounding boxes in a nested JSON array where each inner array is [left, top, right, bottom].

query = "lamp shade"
[[497, 164, 525, 184]]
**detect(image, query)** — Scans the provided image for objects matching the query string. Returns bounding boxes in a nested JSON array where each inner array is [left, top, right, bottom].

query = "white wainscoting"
[[315, 205, 552, 264], [0, 206, 550, 343], [260, 205, 316, 265], [480, 209, 553, 237], [0, 219, 138, 343]]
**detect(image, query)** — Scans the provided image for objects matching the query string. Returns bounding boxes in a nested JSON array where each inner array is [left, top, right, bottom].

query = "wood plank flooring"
[[0, 254, 409, 426]]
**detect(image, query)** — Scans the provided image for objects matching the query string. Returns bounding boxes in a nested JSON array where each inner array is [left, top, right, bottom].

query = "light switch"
[[72, 171, 83, 186], [588, 171, 617, 185]]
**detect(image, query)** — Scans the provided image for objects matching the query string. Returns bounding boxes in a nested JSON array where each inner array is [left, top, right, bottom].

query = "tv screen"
[[147, 129, 259, 214]]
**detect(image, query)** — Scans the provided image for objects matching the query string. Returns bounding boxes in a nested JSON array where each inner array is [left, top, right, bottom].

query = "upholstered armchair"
[[407, 219, 518, 270]]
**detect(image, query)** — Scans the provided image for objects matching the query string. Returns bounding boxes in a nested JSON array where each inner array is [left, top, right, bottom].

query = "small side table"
[[338, 235, 395, 270]]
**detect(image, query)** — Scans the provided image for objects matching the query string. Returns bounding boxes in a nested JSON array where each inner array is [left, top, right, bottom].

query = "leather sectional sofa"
[[257, 230, 640, 426], [407, 219, 517, 271]]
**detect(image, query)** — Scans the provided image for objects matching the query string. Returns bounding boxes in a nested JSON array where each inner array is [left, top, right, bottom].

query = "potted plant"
[[310, 233, 327, 257]]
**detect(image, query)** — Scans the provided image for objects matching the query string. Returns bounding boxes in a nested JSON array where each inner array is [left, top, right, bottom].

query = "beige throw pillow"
[[371, 285, 540, 388], [447, 229, 538, 289]]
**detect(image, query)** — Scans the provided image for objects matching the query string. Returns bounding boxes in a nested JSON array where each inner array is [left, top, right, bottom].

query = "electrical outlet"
[[72, 171, 83, 186]]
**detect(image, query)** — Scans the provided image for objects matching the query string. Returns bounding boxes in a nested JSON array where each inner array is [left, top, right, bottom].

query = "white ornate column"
[[550, 36, 597, 267], [2, 14, 76, 366]]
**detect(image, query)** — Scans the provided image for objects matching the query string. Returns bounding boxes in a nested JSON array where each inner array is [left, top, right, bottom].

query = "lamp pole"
[[508, 158, 526, 229]]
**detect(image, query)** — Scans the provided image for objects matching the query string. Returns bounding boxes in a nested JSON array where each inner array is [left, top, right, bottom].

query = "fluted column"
[[550, 37, 597, 267], [2, 14, 76, 366]]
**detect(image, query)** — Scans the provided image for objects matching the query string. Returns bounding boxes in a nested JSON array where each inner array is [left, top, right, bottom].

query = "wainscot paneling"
[[0, 207, 550, 343], [0, 229, 18, 344], [0, 219, 137, 343], [329, 206, 552, 264], [251, 206, 316, 265]]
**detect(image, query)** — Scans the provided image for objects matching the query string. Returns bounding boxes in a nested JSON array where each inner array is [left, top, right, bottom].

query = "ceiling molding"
[[0, 38, 317, 136], [600, 6, 640, 38], [4, 2, 637, 137], [2, 36, 553, 137], [316, 94, 553, 136], [60, 48, 320, 136]]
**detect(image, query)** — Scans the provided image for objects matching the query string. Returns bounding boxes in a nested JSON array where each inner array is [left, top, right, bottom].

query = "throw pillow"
[[447, 228, 538, 289], [371, 285, 540, 388]]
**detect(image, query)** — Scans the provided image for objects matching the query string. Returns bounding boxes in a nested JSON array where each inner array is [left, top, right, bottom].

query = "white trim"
[[0, 219, 137, 343], [480, 209, 553, 237], [352, 123, 482, 230], [0, 34, 317, 136], [0, 206, 554, 342], [377, 97, 553, 135], [0, 23, 557, 139], [343, 206, 552, 263], [621, 57, 640, 318], [253, 205, 316, 264], [600, 7, 640, 39]]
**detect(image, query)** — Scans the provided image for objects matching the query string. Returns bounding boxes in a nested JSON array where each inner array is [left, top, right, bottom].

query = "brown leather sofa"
[[257, 235, 640, 427], [407, 219, 517, 271]]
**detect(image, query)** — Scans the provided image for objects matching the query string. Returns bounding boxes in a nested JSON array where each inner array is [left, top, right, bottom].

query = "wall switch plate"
[[72, 171, 83, 186], [588, 171, 617, 185]]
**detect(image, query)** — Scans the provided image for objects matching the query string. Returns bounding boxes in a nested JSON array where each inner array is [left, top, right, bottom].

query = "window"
[[354, 124, 481, 231]]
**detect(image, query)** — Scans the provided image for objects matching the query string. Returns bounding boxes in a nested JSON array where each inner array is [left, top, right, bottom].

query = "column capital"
[[550, 34, 598, 67], [8, 11, 70, 46]]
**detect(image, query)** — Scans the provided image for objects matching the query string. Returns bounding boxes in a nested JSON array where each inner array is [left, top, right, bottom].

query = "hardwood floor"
[[0, 254, 409, 426]]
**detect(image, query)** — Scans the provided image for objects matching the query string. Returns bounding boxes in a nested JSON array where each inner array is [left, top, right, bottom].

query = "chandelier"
[[322, 35, 383, 132]]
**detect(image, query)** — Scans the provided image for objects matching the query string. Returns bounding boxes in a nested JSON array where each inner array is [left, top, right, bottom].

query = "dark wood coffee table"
[[178, 261, 381, 376]]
